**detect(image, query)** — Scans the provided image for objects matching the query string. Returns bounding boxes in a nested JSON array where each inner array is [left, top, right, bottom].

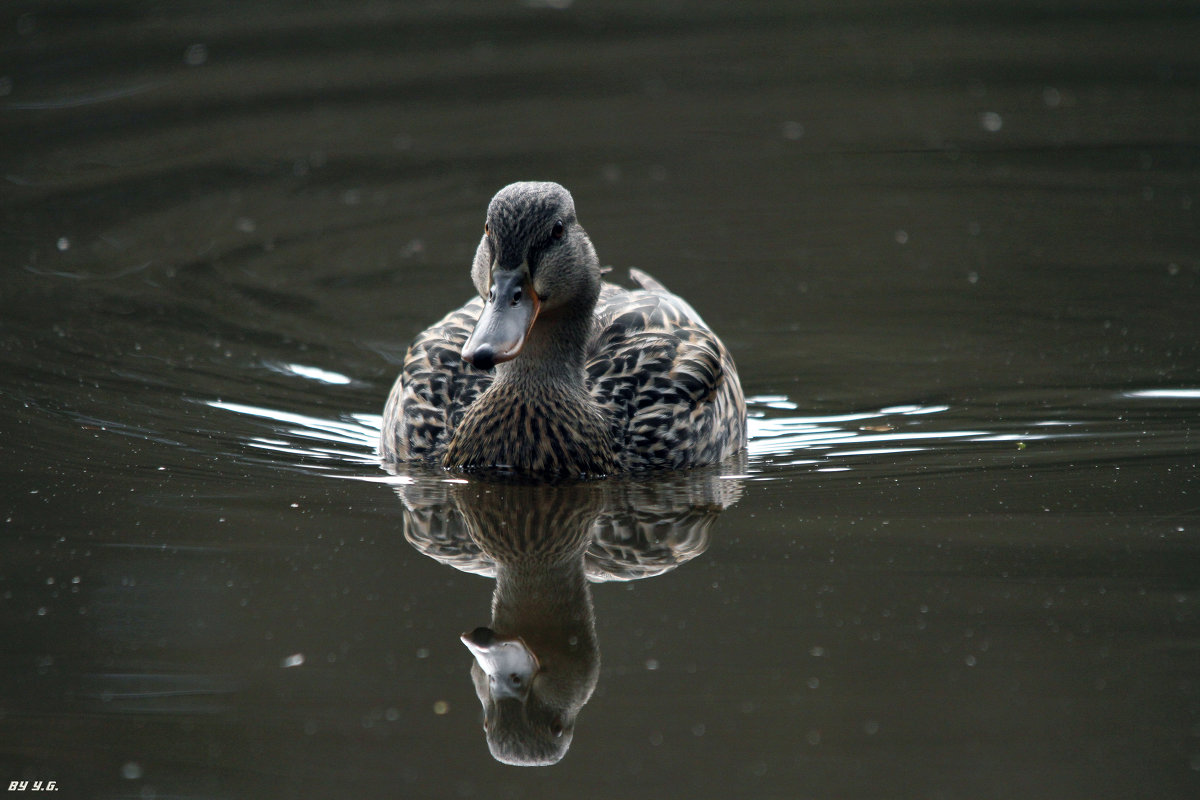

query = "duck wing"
[[587, 270, 746, 470], [380, 297, 492, 461]]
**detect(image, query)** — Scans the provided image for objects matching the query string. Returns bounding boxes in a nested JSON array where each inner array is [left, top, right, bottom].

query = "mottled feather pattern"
[[394, 464, 745, 581], [587, 277, 745, 471], [451, 482, 604, 566], [379, 297, 488, 462], [443, 378, 620, 477], [381, 270, 745, 476]]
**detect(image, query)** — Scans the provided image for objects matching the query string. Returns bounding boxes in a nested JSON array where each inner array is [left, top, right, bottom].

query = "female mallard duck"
[[379, 181, 745, 477]]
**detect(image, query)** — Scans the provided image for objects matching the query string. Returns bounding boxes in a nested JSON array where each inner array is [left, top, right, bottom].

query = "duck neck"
[[492, 305, 593, 394], [446, 293, 619, 476], [491, 556, 596, 657]]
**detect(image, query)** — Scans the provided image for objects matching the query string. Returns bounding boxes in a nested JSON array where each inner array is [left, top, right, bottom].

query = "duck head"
[[461, 623, 589, 766], [462, 182, 603, 370], [461, 619, 596, 766]]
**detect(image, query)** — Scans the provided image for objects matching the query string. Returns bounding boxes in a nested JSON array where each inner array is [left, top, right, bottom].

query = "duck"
[[379, 181, 745, 478], [453, 482, 604, 767], [392, 474, 744, 766]]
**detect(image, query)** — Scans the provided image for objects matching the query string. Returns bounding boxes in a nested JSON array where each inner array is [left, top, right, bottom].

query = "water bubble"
[[184, 43, 208, 66], [1042, 86, 1062, 107], [56, 237, 70, 251], [0, 76, 12, 97], [121, 762, 143, 780], [894, 229, 909, 245], [980, 111, 1003, 132], [432, 700, 450, 715], [644, 658, 659, 670], [281, 653, 304, 668], [782, 120, 805, 140], [864, 719, 881, 735], [234, 217, 256, 234]]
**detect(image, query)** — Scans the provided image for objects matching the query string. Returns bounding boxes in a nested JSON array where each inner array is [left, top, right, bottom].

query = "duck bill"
[[461, 269, 540, 370], [462, 627, 539, 701]]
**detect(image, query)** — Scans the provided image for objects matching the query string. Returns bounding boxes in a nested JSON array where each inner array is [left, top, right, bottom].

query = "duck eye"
[[484, 221, 490, 236], [552, 219, 564, 239]]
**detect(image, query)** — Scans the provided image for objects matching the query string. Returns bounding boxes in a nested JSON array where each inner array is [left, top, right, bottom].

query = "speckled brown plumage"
[[379, 182, 745, 478]]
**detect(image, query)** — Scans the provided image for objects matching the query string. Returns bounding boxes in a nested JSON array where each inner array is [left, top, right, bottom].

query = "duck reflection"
[[393, 465, 743, 766]]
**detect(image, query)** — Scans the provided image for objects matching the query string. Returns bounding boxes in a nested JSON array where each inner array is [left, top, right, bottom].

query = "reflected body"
[[380, 182, 746, 477], [394, 470, 743, 765], [456, 485, 600, 766]]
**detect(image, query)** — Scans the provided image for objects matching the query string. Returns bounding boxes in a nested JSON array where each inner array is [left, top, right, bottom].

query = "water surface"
[[2, 2, 1199, 798]]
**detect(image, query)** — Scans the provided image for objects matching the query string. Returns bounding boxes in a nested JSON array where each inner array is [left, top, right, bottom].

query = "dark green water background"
[[2, 2, 1199, 798]]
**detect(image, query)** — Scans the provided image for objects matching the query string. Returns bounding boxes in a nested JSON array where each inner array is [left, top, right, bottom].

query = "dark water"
[[3, 1, 1199, 797]]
